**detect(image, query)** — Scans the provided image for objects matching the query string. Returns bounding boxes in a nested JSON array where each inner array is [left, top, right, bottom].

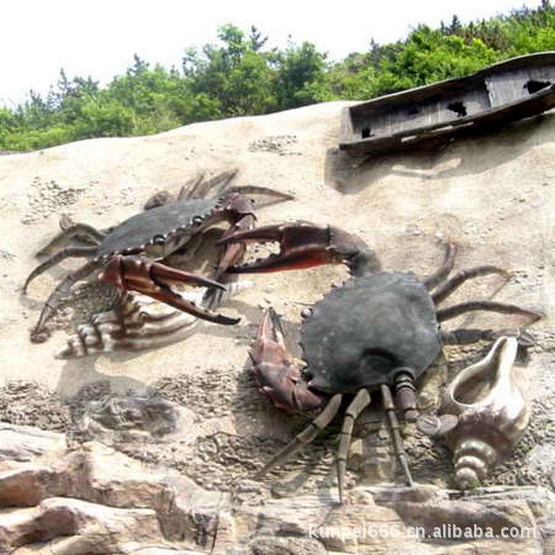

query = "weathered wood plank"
[[340, 52, 555, 155]]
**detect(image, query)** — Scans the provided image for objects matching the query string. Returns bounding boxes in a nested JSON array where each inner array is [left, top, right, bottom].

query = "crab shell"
[[97, 198, 223, 259], [300, 271, 442, 394]]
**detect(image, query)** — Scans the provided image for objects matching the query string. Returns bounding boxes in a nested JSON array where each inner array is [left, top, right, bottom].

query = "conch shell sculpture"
[[441, 336, 531, 488]]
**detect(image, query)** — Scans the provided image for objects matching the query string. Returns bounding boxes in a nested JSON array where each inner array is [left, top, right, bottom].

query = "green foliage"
[[2, 2, 555, 152], [274, 42, 328, 110]]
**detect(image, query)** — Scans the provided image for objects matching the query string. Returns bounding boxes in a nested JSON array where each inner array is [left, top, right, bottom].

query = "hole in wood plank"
[[361, 127, 372, 139], [524, 79, 551, 94], [447, 102, 467, 117]]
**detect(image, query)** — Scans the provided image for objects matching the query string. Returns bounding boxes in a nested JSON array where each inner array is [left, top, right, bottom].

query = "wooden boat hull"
[[339, 52, 555, 155]]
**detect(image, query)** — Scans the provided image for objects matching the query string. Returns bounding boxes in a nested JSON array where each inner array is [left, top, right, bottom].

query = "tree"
[[183, 24, 277, 117], [274, 42, 328, 109]]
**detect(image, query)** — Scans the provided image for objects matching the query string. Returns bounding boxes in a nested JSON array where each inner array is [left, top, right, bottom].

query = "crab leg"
[[380, 384, 414, 487], [214, 213, 256, 279], [422, 242, 457, 290], [100, 255, 239, 325], [30, 258, 103, 342], [24, 246, 98, 293], [337, 389, 372, 503], [254, 394, 343, 479], [210, 191, 259, 279], [36, 223, 105, 256], [393, 371, 418, 422], [431, 265, 510, 304], [436, 301, 542, 324], [143, 170, 240, 209], [441, 327, 536, 347]]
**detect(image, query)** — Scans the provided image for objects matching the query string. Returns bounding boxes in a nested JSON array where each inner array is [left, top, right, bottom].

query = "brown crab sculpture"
[[23, 170, 292, 342], [218, 222, 541, 502]]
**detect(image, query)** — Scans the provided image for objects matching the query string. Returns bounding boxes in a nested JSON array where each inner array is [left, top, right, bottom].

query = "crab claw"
[[251, 307, 325, 412], [218, 222, 380, 275], [100, 255, 239, 325], [214, 212, 257, 280]]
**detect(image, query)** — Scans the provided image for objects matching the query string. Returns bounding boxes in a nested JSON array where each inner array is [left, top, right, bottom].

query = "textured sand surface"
[[1, 102, 553, 393]]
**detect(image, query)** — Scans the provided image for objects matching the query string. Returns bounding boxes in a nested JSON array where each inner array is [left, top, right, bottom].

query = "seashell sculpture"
[[441, 336, 531, 489]]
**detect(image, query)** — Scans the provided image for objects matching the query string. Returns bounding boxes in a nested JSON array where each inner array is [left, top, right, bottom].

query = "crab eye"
[[301, 308, 313, 319], [152, 235, 165, 246], [192, 215, 204, 225]]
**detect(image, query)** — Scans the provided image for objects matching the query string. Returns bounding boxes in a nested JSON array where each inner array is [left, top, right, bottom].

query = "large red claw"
[[100, 255, 239, 326], [217, 222, 345, 273]]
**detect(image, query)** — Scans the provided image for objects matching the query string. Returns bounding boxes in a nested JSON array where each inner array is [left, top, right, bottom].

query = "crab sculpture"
[[24, 171, 292, 342], [219, 222, 541, 502]]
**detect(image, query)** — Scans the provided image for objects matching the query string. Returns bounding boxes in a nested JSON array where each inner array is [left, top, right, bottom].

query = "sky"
[[0, 0, 543, 108]]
